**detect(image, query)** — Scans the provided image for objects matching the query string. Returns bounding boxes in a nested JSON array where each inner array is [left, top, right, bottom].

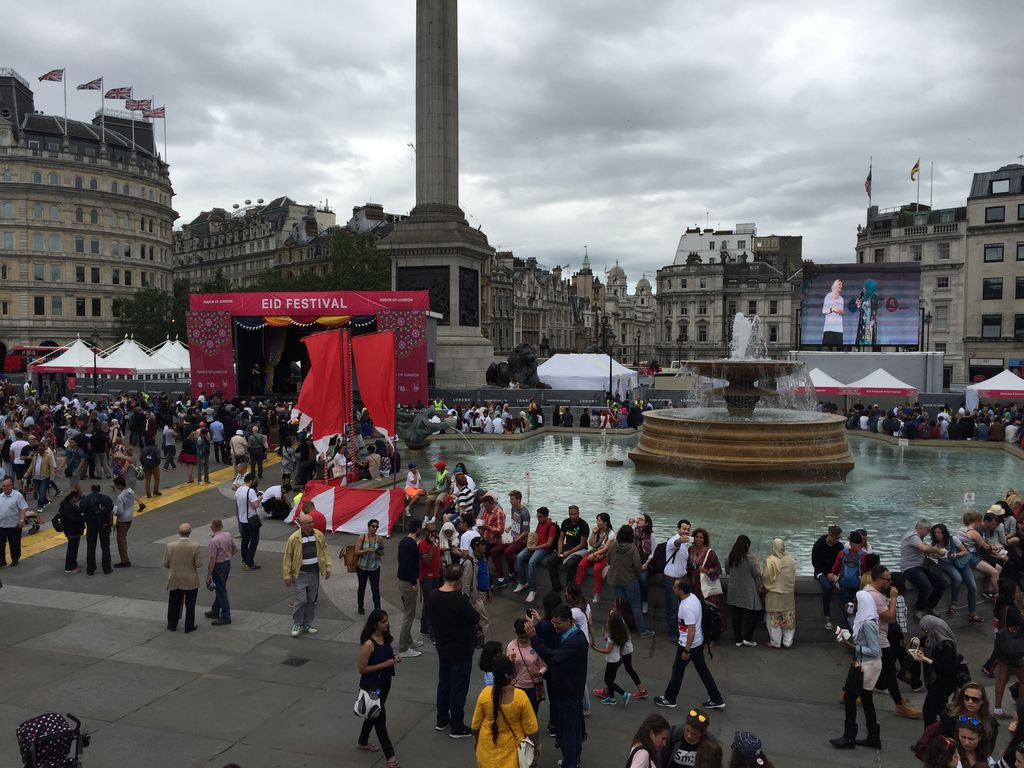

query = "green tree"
[[254, 228, 392, 291], [113, 288, 177, 348]]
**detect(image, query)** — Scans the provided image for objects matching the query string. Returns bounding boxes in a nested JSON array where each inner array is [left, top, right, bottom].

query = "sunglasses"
[[958, 715, 982, 726], [962, 694, 983, 704], [687, 709, 708, 724], [369, 523, 379, 528]]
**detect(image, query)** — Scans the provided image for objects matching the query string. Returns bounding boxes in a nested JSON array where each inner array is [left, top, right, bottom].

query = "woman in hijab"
[[439, 521, 463, 567], [913, 615, 962, 727], [854, 279, 879, 347], [761, 538, 796, 648], [830, 590, 882, 749]]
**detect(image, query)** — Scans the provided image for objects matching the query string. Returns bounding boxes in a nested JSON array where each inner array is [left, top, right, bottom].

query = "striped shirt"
[[299, 534, 318, 571]]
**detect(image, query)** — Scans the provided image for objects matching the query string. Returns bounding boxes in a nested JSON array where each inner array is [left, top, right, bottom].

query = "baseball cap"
[[408, 462, 417, 469], [433, 460, 446, 470]]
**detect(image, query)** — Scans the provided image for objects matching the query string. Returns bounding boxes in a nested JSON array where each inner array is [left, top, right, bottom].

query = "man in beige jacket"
[[164, 523, 202, 633], [282, 514, 330, 637]]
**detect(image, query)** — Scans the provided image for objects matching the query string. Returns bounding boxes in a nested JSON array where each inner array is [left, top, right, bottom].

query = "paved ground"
[[0, 455, 1004, 768]]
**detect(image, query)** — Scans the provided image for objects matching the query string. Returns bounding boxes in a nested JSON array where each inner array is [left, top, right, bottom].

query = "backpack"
[[700, 598, 722, 656], [648, 542, 668, 576], [838, 546, 862, 589]]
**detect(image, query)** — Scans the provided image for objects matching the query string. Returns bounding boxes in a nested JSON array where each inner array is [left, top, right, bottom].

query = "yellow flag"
[[911, 158, 920, 181]]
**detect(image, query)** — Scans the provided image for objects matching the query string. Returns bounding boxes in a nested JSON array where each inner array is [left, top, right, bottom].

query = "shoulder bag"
[[698, 549, 723, 597], [343, 542, 359, 573], [246, 489, 262, 529], [514, 641, 545, 704], [353, 688, 382, 720]]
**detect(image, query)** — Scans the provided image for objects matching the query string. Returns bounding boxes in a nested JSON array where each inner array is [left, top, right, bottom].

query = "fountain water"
[[629, 314, 854, 482]]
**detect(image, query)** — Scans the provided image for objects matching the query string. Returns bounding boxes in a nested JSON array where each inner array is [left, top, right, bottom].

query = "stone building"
[[0, 68, 175, 353], [854, 203, 967, 386], [173, 197, 336, 288], [963, 163, 1024, 381]]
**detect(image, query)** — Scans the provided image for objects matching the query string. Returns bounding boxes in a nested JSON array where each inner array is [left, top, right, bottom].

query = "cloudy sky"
[[10, 0, 1024, 286]]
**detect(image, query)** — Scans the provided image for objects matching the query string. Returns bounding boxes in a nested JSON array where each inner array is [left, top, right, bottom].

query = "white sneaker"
[[742, 640, 757, 647], [290, 625, 301, 637], [526, 591, 536, 603], [303, 625, 318, 635], [399, 648, 423, 658], [592, 594, 601, 604], [641, 602, 649, 614], [412, 639, 425, 648], [512, 583, 528, 594]]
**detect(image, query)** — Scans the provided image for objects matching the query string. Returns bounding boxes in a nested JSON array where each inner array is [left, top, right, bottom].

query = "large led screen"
[[801, 263, 921, 347]]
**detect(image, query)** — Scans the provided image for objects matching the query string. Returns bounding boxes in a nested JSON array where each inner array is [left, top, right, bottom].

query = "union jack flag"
[[76, 78, 102, 91], [125, 98, 152, 111], [38, 69, 64, 82], [104, 86, 132, 99], [142, 106, 165, 118]]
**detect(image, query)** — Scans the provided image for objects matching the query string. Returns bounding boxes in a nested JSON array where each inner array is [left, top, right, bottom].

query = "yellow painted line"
[[19, 454, 281, 560]]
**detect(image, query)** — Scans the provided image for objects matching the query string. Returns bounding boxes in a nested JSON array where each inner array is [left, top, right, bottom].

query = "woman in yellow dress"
[[471, 657, 540, 768]]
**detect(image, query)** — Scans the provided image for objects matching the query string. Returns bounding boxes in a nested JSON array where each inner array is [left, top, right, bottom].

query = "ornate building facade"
[[0, 68, 175, 353]]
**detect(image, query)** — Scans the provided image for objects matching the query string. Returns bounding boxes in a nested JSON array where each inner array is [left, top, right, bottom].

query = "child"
[[479, 640, 504, 686], [592, 598, 647, 705]]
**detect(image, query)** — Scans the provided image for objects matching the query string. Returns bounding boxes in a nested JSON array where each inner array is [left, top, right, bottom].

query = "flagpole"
[[868, 156, 872, 206], [62, 68, 67, 137], [100, 77, 105, 146], [929, 161, 933, 208], [163, 113, 168, 161], [917, 169, 920, 212]]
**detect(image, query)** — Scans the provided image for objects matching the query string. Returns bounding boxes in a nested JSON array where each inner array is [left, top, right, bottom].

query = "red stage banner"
[[189, 291, 429, 315], [377, 309, 427, 406], [186, 311, 235, 399], [352, 331, 396, 437], [295, 330, 347, 450]]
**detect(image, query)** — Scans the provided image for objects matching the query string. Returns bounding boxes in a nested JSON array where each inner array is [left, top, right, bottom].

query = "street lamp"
[[924, 312, 933, 351], [634, 332, 641, 368], [91, 327, 99, 393], [601, 314, 613, 401], [676, 333, 683, 367]]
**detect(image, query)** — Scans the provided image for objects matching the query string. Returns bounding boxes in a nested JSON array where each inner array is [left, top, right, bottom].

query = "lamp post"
[[601, 314, 613, 401], [924, 312, 933, 351], [91, 327, 99, 393], [634, 332, 641, 368], [676, 333, 683, 367]]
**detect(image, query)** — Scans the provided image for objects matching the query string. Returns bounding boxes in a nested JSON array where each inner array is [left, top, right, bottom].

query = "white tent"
[[845, 368, 917, 398], [537, 353, 639, 399], [965, 370, 1024, 411], [150, 338, 191, 372], [30, 338, 128, 375], [792, 368, 847, 395], [101, 337, 179, 375]]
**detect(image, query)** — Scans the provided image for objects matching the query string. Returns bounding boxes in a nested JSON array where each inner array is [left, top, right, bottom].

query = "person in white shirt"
[[261, 482, 293, 520], [460, 518, 482, 553], [332, 448, 349, 486], [491, 415, 505, 433], [404, 462, 425, 510], [653, 577, 725, 709], [1006, 420, 1020, 445], [661, 519, 691, 640], [482, 410, 495, 434], [234, 473, 261, 570]]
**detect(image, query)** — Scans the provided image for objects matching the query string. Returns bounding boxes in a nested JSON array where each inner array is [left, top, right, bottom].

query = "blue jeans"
[[815, 573, 835, 618], [239, 520, 260, 567], [33, 478, 49, 510], [639, 569, 650, 602], [613, 581, 649, 634], [904, 565, 944, 611], [552, 697, 584, 768], [210, 560, 231, 619], [662, 576, 681, 638], [662, 642, 722, 705], [939, 559, 977, 612], [436, 656, 472, 733], [516, 548, 548, 591]]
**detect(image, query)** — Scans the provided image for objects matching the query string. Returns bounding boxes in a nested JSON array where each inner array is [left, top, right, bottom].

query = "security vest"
[[434, 469, 449, 491]]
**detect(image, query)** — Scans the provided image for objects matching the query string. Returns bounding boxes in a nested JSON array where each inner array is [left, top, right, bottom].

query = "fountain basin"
[[629, 408, 854, 483]]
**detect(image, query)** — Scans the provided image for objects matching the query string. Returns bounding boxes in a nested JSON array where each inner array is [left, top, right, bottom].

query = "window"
[[2, 232, 11, 249], [680, 279, 687, 289], [1019, 204, 1024, 221], [934, 305, 949, 330], [90, 209, 99, 225], [112, 268, 120, 285], [122, 183, 129, 195], [124, 270, 132, 286], [982, 314, 1002, 338], [737, 239, 746, 249], [1017, 315, 1024, 341], [47, 172, 59, 186], [914, 213, 928, 226], [1, 202, 12, 218], [75, 266, 85, 282], [768, 325, 778, 343], [1018, 242, 1024, 261], [1017, 277, 1024, 300], [91, 298, 101, 317], [744, 300, 755, 316], [90, 239, 99, 255], [937, 242, 950, 260], [984, 244, 1004, 262], [934, 342, 946, 353], [983, 278, 1003, 300], [75, 237, 84, 253], [76, 298, 85, 317], [148, 219, 153, 233], [874, 248, 884, 262], [680, 304, 688, 315], [936, 276, 949, 290], [142, 272, 149, 287], [697, 325, 708, 343], [911, 244, 922, 261], [721, 241, 729, 251], [769, 299, 778, 315], [991, 179, 1010, 194], [110, 181, 118, 193], [31, 234, 43, 251], [699, 277, 707, 289], [50, 264, 60, 281], [708, 241, 715, 251], [75, 207, 84, 223], [91, 267, 100, 284], [727, 300, 737, 316], [0, 301, 6, 315], [89, 178, 98, 190], [140, 217, 145, 232], [33, 296, 45, 315], [0, 169, 10, 182], [31, 171, 42, 184], [111, 241, 119, 257], [33, 263, 44, 281], [49, 205, 59, 221], [124, 242, 131, 258], [0, 265, 5, 279], [51, 297, 62, 316], [985, 206, 1005, 223], [32, 203, 42, 219], [74, 176, 83, 189], [698, 300, 707, 315]]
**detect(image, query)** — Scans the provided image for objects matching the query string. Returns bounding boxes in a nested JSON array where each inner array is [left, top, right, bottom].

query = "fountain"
[[629, 314, 854, 482]]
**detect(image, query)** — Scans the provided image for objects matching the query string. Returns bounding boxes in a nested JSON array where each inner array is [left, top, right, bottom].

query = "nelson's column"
[[380, 0, 496, 388]]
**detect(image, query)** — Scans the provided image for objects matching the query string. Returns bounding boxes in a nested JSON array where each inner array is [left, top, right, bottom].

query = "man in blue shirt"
[[209, 418, 226, 464], [396, 519, 424, 658]]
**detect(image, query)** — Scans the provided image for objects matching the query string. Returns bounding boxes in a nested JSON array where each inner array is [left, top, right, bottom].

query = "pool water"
[[417, 434, 1023, 574]]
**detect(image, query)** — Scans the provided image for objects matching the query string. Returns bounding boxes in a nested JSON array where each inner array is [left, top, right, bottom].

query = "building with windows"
[[854, 203, 967, 386], [963, 164, 1024, 381], [0, 68, 175, 355]]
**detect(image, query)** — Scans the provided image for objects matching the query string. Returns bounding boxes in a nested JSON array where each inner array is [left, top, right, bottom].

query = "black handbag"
[[51, 510, 64, 533]]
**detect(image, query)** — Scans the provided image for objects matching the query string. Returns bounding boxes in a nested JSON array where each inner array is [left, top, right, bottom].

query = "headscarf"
[[861, 279, 877, 300], [851, 589, 878, 640], [770, 537, 785, 558], [919, 615, 957, 654], [439, 521, 458, 562], [830, 279, 842, 296]]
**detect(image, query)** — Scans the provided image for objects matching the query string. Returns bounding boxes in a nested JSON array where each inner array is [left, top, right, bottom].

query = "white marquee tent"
[[965, 370, 1024, 411], [537, 353, 639, 399], [844, 368, 918, 398], [150, 338, 191, 372], [30, 338, 128, 375], [798, 368, 848, 395]]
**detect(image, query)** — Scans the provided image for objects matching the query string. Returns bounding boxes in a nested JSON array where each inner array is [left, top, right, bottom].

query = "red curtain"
[[296, 330, 347, 446], [352, 330, 396, 437]]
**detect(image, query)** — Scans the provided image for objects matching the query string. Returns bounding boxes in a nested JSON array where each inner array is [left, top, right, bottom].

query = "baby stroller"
[[16, 713, 90, 767]]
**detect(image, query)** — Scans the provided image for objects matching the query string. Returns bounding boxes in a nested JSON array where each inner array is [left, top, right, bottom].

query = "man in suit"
[[164, 523, 202, 633]]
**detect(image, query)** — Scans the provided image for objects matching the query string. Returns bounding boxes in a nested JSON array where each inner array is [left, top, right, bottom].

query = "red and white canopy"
[[285, 481, 406, 535], [844, 368, 917, 397], [795, 368, 848, 395], [965, 369, 1024, 410], [30, 338, 130, 375]]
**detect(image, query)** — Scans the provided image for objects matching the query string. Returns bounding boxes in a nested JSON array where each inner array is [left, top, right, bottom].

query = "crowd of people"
[[420, 396, 657, 435], [841, 400, 1024, 447]]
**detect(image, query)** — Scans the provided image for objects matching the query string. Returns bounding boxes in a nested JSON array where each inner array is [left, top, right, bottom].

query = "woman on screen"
[[821, 279, 844, 348], [854, 279, 879, 347]]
